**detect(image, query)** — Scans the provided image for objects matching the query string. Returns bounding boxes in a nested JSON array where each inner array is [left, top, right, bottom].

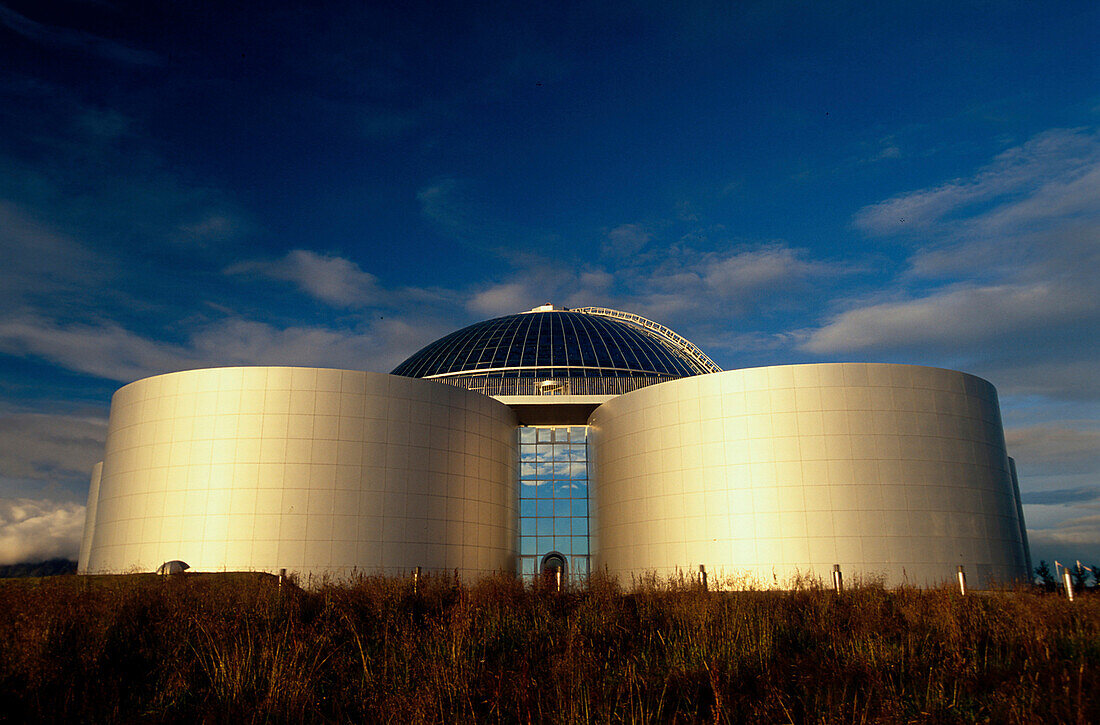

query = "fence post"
[[957, 565, 967, 596], [832, 564, 843, 594], [1062, 567, 1075, 602], [278, 568, 286, 588], [414, 565, 421, 595], [699, 563, 708, 591], [555, 566, 562, 593]]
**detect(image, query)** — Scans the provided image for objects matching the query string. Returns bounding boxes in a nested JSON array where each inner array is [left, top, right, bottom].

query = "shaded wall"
[[589, 363, 1029, 588], [84, 367, 517, 581], [76, 462, 102, 573]]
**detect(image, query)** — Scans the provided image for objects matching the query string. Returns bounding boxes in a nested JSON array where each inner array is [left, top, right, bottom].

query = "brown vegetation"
[[0, 572, 1096, 723]]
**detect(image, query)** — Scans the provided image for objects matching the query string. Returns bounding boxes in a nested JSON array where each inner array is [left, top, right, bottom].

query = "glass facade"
[[392, 311, 705, 381], [517, 425, 589, 580]]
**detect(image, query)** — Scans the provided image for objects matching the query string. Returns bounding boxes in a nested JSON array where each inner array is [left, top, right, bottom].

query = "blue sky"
[[0, 0, 1097, 570]]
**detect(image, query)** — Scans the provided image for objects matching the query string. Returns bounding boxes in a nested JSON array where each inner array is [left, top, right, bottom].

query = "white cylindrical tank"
[[589, 363, 1029, 589], [76, 461, 102, 573], [83, 367, 518, 581]]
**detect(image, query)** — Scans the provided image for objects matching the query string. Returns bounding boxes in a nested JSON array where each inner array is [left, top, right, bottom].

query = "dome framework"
[[391, 305, 718, 396]]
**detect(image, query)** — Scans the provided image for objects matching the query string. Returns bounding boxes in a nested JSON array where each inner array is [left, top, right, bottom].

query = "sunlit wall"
[[82, 367, 518, 581], [589, 363, 1029, 588]]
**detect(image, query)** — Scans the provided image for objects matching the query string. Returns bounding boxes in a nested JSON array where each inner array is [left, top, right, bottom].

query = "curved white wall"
[[589, 363, 1029, 588], [76, 461, 102, 573], [84, 367, 517, 581]]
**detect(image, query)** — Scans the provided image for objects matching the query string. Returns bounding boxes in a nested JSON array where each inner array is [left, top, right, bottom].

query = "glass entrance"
[[517, 425, 590, 581]]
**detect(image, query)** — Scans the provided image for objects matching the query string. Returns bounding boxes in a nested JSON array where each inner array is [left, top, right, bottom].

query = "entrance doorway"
[[540, 551, 567, 581]]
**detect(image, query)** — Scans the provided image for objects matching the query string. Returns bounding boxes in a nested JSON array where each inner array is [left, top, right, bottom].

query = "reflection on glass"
[[517, 425, 590, 581], [553, 481, 577, 498]]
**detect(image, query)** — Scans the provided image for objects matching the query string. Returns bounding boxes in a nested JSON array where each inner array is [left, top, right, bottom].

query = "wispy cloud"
[[467, 283, 535, 317], [1021, 488, 1100, 506], [0, 413, 106, 482], [0, 498, 84, 565], [1027, 511, 1100, 563], [1005, 425, 1100, 476], [458, 239, 846, 330], [603, 224, 651, 258], [0, 4, 160, 66], [802, 127, 1100, 400], [854, 128, 1100, 237], [0, 313, 445, 383], [227, 249, 384, 308], [801, 282, 1096, 355]]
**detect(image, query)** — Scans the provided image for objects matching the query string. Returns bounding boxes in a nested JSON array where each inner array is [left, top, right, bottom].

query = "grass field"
[[0, 572, 1096, 723]]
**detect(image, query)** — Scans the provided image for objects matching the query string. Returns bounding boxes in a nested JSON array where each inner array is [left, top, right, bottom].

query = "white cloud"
[[0, 313, 446, 383], [604, 224, 651, 257], [0, 413, 106, 481], [1026, 511, 1100, 563], [874, 145, 901, 161], [0, 498, 85, 565], [0, 5, 160, 66], [0, 200, 106, 299], [701, 244, 825, 295], [802, 282, 1097, 354], [1005, 425, 1100, 475], [802, 127, 1100, 402], [467, 283, 534, 317], [854, 128, 1100, 237], [417, 177, 470, 236], [227, 249, 383, 307], [451, 240, 841, 333], [0, 316, 191, 383]]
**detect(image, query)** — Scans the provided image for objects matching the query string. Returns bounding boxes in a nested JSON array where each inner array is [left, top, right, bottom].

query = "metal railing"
[[429, 374, 681, 397], [571, 307, 722, 374]]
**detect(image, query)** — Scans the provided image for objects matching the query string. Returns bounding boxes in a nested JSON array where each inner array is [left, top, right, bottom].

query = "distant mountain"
[[0, 558, 78, 578]]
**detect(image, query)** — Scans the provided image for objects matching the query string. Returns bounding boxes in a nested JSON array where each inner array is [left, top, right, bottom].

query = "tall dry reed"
[[0, 572, 1096, 723]]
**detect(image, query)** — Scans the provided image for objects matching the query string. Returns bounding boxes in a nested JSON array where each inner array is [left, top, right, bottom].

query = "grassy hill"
[[0, 573, 1096, 723]]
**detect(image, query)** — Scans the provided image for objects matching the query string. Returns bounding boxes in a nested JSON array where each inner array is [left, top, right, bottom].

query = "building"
[[78, 305, 1031, 588]]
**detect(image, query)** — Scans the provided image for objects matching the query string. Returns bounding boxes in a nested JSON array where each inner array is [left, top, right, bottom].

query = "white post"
[[832, 564, 843, 594], [555, 566, 562, 593], [1062, 568, 1075, 602], [414, 565, 421, 594], [957, 565, 967, 596], [699, 563, 708, 591]]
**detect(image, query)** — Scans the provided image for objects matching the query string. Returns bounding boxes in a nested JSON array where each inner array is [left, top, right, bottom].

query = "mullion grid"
[[517, 425, 589, 579]]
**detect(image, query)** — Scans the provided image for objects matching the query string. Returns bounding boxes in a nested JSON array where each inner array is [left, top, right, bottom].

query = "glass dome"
[[391, 305, 719, 396]]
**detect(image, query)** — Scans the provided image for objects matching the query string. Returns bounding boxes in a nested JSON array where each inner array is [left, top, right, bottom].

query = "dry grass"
[[0, 572, 1096, 723]]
